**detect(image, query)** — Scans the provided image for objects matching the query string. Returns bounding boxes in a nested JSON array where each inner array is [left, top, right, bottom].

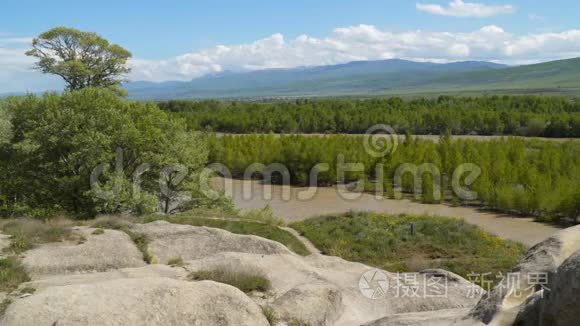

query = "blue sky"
[[2, 0, 580, 92]]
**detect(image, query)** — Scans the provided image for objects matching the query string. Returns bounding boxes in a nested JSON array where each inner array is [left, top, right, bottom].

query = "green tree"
[[26, 27, 131, 93], [0, 102, 12, 145], [3, 88, 209, 217]]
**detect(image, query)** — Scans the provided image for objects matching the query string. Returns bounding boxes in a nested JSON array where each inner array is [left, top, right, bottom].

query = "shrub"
[[189, 266, 270, 293]]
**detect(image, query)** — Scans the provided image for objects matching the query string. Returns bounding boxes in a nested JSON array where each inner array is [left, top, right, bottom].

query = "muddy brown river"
[[212, 177, 560, 247]]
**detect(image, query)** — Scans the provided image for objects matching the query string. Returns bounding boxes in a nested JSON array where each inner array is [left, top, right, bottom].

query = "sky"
[[2, 0, 580, 92]]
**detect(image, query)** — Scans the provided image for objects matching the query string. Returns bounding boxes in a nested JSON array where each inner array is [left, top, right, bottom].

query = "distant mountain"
[[124, 58, 580, 99]]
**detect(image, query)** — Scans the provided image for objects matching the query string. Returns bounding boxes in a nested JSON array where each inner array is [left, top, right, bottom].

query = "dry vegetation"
[[189, 266, 271, 293]]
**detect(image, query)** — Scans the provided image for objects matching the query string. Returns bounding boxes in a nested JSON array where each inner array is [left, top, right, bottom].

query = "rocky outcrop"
[[182, 251, 482, 325], [131, 220, 293, 263], [1, 278, 270, 326], [21, 227, 146, 277], [362, 308, 479, 326], [469, 224, 580, 325], [3, 221, 578, 326], [514, 250, 580, 325], [271, 282, 343, 325]]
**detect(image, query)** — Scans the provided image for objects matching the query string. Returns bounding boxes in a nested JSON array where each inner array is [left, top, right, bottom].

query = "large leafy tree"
[[2, 88, 210, 217], [26, 27, 131, 92]]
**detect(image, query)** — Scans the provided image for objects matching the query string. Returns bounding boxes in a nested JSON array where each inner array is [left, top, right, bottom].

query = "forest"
[[160, 96, 580, 137], [209, 134, 580, 224]]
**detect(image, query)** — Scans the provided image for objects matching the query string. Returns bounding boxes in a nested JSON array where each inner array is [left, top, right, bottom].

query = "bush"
[[189, 266, 271, 293]]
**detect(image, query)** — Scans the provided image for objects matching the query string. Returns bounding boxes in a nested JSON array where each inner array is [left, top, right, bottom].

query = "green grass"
[[0, 219, 75, 254], [167, 257, 184, 267], [143, 210, 310, 256], [189, 266, 271, 293], [91, 228, 105, 235], [262, 306, 279, 326], [292, 212, 526, 283], [0, 257, 30, 293], [0, 298, 13, 316]]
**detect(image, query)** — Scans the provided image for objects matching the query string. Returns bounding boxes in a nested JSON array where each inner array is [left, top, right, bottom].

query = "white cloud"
[[416, 0, 514, 18], [127, 25, 580, 82], [3, 25, 580, 90]]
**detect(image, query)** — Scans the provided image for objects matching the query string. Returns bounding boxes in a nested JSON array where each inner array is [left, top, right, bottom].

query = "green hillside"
[[384, 57, 580, 98], [126, 57, 580, 99]]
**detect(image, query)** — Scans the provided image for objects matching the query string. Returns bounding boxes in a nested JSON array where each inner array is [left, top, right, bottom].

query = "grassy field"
[[291, 212, 526, 283]]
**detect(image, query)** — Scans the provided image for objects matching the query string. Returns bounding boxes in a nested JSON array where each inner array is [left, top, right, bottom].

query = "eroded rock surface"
[[1, 278, 269, 326], [22, 227, 146, 278], [183, 252, 483, 326], [131, 220, 293, 263], [3, 221, 578, 326]]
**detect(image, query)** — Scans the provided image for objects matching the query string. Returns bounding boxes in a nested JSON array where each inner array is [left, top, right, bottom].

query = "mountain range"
[[124, 57, 580, 100]]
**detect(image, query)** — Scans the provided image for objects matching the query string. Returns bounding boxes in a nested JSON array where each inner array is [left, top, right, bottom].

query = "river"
[[212, 177, 560, 247]]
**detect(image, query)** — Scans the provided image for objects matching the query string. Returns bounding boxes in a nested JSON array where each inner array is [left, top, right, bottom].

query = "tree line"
[[209, 134, 580, 224], [160, 96, 580, 137]]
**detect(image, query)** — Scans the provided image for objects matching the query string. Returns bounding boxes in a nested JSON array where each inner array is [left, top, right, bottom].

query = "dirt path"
[[280, 227, 321, 255], [214, 177, 561, 247], [188, 216, 321, 255]]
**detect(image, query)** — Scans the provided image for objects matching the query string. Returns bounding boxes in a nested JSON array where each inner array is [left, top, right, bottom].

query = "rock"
[[271, 283, 343, 325], [5, 221, 492, 326], [515, 250, 580, 325], [21, 264, 188, 292], [131, 220, 293, 264], [469, 224, 580, 325], [22, 227, 146, 278], [540, 250, 580, 325], [1, 277, 270, 326], [184, 251, 483, 326], [362, 308, 480, 326]]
